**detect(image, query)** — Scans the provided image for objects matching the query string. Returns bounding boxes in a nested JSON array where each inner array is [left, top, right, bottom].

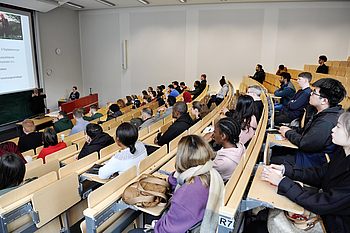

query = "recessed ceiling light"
[[95, 0, 116, 7], [138, 0, 150, 5], [65, 2, 84, 9], [179, 0, 187, 2]]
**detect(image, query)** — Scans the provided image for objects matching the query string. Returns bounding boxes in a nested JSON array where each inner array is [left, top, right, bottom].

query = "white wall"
[[38, 7, 82, 110], [79, 2, 350, 106]]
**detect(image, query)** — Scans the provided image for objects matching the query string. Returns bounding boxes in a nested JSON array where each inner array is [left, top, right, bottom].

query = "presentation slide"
[[0, 8, 36, 95]]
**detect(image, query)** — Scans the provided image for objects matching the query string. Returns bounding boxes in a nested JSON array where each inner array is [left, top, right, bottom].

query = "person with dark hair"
[[207, 76, 229, 109], [156, 86, 164, 98], [189, 80, 202, 100], [142, 90, 151, 103], [274, 72, 296, 111], [275, 72, 312, 125], [275, 64, 288, 76], [126, 96, 133, 106], [204, 117, 245, 182], [107, 104, 123, 121], [250, 64, 266, 84], [272, 78, 346, 168], [147, 87, 154, 95], [83, 104, 103, 121], [78, 123, 115, 159], [172, 81, 182, 94], [18, 119, 43, 152], [167, 84, 180, 98], [130, 118, 143, 128], [316, 55, 329, 74], [225, 95, 258, 145], [156, 95, 177, 120], [70, 108, 89, 135], [53, 111, 73, 133], [149, 91, 157, 101], [30, 88, 46, 115], [0, 142, 26, 163], [98, 123, 147, 179], [38, 128, 67, 163], [0, 153, 26, 196], [262, 110, 350, 233], [191, 101, 209, 124], [180, 82, 189, 92], [199, 74, 207, 91], [156, 101, 194, 146], [69, 86, 80, 101]]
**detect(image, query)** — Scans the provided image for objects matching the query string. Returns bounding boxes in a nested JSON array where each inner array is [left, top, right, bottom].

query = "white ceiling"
[[65, 0, 344, 10], [0, 0, 346, 12]]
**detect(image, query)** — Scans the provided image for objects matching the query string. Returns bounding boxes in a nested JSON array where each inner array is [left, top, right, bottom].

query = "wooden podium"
[[60, 94, 98, 119]]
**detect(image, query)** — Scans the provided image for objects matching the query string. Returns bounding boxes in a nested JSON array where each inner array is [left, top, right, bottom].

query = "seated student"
[[316, 55, 329, 74], [225, 95, 258, 145], [167, 84, 180, 98], [191, 101, 209, 124], [0, 142, 26, 163], [139, 108, 156, 130], [274, 72, 296, 111], [250, 64, 265, 84], [172, 81, 182, 94], [189, 80, 202, 100], [155, 96, 176, 121], [207, 76, 229, 109], [53, 111, 74, 133], [130, 135, 224, 233], [261, 110, 350, 233], [275, 64, 288, 76], [0, 153, 26, 196], [199, 73, 207, 91], [126, 96, 133, 106], [38, 128, 67, 163], [272, 78, 346, 168], [156, 101, 194, 146], [156, 86, 164, 98], [70, 108, 89, 135], [149, 91, 157, 101], [180, 81, 189, 92], [183, 91, 192, 103], [69, 86, 80, 101], [98, 123, 147, 179], [83, 104, 103, 121], [147, 86, 154, 95], [18, 119, 43, 152], [274, 72, 312, 125], [78, 123, 115, 159], [106, 104, 123, 121], [246, 85, 263, 122], [116, 99, 126, 109], [204, 117, 245, 182]]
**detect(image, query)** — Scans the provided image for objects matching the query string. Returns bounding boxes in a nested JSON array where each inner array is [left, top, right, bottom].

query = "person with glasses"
[[270, 78, 346, 169]]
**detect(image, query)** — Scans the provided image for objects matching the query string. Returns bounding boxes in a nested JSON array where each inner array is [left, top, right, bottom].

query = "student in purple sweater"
[[130, 135, 224, 233]]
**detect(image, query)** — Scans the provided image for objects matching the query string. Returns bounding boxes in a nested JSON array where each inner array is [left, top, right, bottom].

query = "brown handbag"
[[122, 174, 170, 208]]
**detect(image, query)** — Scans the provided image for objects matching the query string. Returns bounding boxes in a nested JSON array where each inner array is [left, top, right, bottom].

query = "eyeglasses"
[[311, 89, 324, 98]]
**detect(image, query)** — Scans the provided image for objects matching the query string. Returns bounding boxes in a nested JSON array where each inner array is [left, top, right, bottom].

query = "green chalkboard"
[[0, 90, 35, 126]]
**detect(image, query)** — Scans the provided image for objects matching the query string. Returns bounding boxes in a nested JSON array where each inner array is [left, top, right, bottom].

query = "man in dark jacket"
[[274, 72, 312, 125], [274, 72, 296, 111], [250, 64, 266, 84], [53, 111, 74, 133], [78, 123, 115, 159], [189, 80, 202, 100], [18, 119, 43, 152], [199, 74, 207, 91], [156, 101, 193, 146], [271, 78, 346, 168], [316, 55, 329, 74]]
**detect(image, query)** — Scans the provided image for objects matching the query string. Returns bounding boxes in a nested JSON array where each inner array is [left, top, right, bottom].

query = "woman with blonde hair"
[[117, 99, 126, 108], [130, 135, 224, 233]]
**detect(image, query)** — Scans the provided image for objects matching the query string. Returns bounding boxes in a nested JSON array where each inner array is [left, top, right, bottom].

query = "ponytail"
[[129, 144, 136, 154]]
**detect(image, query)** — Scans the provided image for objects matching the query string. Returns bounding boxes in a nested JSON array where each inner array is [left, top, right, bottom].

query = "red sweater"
[[37, 142, 67, 163]]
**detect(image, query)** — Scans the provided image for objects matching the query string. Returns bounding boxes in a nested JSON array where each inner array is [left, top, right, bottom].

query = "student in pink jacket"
[[204, 117, 246, 181]]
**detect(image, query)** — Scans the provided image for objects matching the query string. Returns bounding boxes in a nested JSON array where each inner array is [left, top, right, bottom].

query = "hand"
[[261, 165, 284, 186], [157, 106, 166, 112], [52, 117, 58, 123], [279, 126, 291, 138], [203, 132, 214, 142], [268, 164, 285, 174], [221, 107, 229, 114]]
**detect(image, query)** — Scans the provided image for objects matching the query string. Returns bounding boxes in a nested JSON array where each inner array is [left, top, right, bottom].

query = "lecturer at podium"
[[30, 88, 46, 115], [69, 86, 80, 101]]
